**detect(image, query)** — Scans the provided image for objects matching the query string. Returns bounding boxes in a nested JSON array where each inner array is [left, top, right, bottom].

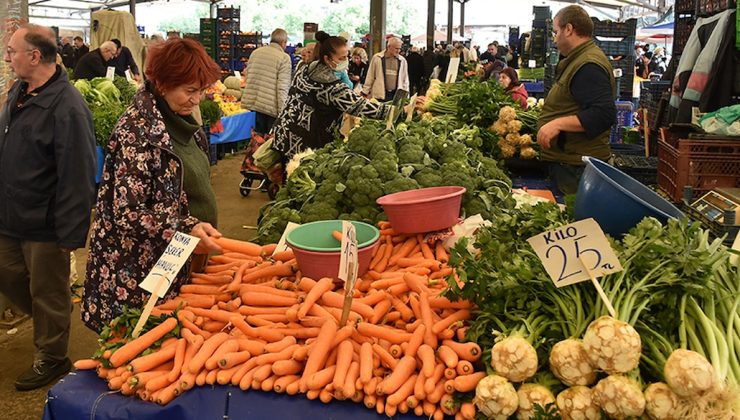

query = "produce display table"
[[43, 370, 419, 420], [209, 111, 256, 144]]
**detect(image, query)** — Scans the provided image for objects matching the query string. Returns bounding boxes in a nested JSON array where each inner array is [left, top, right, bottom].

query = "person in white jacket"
[[241, 28, 292, 134], [362, 37, 409, 101]]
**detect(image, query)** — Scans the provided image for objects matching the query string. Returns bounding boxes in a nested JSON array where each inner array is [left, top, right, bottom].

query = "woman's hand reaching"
[[191, 222, 223, 254]]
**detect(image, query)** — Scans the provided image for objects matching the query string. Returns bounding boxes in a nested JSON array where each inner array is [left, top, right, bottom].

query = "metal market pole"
[[446, 0, 453, 45], [459, 0, 465, 37], [427, 0, 435, 51], [370, 0, 386, 55], [129, 0, 135, 19]]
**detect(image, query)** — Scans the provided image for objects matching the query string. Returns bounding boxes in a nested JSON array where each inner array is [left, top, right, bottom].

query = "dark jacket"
[[82, 85, 208, 332], [74, 49, 108, 80], [107, 46, 139, 77], [407, 51, 425, 84], [348, 60, 368, 88], [0, 68, 96, 248], [60, 44, 76, 69], [74, 44, 89, 64]]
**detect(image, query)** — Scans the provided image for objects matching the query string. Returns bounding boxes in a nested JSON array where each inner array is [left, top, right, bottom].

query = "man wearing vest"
[[537, 5, 616, 194]]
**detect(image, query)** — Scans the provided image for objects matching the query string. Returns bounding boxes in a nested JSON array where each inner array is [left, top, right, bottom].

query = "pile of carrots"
[[74, 222, 484, 419]]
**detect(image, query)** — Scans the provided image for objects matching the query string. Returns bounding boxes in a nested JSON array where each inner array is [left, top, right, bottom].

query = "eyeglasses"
[[5, 47, 36, 57]]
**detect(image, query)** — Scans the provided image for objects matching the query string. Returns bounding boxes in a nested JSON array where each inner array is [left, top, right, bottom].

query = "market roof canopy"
[[412, 30, 465, 43], [636, 21, 674, 42]]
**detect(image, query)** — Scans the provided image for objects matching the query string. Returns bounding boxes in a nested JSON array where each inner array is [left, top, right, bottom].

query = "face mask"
[[333, 58, 349, 72]]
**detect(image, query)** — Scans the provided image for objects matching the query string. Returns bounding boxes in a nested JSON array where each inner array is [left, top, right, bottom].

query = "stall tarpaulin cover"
[[90, 10, 144, 77]]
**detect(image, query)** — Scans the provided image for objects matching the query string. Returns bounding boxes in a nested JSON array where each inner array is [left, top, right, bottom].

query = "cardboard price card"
[[338, 221, 359, 287], [273, 222, 300, 256], [139, 232, 200, 298], [527, 218, 623, 288]]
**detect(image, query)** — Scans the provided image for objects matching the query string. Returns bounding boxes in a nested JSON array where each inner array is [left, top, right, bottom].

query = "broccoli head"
[[346, 124, 380, 156], [371, 150, 399, 181], [301, 200, 340, 223], [345, 164, 384, 207], [383, 174, 420, 195], [256, 206, 302, 244], [437, 141, 469, 165], [349, 206, 381, 224], [284, 165, 316, 200], [398, 143, 426, 165], [439, 162, 478, 194], [413, 168, 444, 188]]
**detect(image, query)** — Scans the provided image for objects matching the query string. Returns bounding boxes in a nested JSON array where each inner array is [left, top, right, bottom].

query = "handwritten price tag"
[[106, 66, 116, 80], [273, 222, 300, 256], [527, 218, 622, 288], [338, 221, 359, 287], [139, 232, 200, 298]]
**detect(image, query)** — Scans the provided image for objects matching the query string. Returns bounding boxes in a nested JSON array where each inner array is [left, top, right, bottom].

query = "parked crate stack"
[[657, 129, 740, 202], [673, 0, 696, 60], [639, 80, 672, 154], [592, 18, 636, 100], [698, 0, 736, 16], [526, 6, 552, 69], [216, 6, 241, 76], [199, 18, 217, 61], [235, 32, 262, 71]]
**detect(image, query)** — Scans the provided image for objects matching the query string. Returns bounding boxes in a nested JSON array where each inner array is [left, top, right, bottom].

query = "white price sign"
[[445, 57, 460, 84], [106, 66, 116, 80], [527, 218, 623, 288], [273, 222, 300, 256], [338, 221, 359, 288], [139, 232, 200, 298]]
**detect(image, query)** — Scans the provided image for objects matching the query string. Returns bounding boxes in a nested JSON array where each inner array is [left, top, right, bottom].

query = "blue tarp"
[[209, 111, 256, 144], [43, 370, 420, 420]]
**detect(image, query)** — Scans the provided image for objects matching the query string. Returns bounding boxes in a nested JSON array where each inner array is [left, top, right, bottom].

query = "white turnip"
[[644, 382, 681, 420], [490, 336, 538, 383], [592, 375, 646, 419], [664, 349, 717, 398], [556, 386, 601, 420], [516, 383, 556, 420], [582, 316, 641, 374], [473, 374, 519, 420], [549, 338, 597, 386]]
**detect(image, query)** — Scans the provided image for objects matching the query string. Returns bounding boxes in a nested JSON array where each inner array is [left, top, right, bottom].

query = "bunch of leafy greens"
[[73, 77, 129, 147], [445, 209, 740, 386], [93, 305, 181, 367], [199, 99, 221, 128], [255, 118, 515, 244], [91, 104, 126, 147], [112, 76, 137, 105]]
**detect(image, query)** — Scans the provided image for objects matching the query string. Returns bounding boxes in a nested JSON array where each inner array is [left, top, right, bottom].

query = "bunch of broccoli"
[[255, 119, 515, 244]]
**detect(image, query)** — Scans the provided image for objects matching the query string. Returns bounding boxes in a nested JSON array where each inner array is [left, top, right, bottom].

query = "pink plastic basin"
[[289, 241, 380, 281], [376, 186, 466, 233]]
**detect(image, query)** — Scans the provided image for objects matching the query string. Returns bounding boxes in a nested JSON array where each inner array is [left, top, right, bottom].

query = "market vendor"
[[73, 41, 117, 80], [536, 5, 616, 194], [272, 31, 392, 159], [81, 38, 223, 333]]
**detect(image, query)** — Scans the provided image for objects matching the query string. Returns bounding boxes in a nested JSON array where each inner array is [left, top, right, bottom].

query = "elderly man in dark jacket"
[[73, 40, 116, 80], [0, 23, 96, 391]]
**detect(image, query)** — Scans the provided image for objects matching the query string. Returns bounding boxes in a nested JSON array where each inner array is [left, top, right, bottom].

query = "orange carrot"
[[378, 355, 416, 395], [179, 284, 224, 295], [374, 237, 394, 272], [387, 373, 418, 407], [405, 324, 426, 358], [359, 342, 374, 385], [188, 332, 229, 374], [109, 317, 179, 368], [420, 239, 435, 260], [271, 359, 302, 376], [342, 360, 360, 400], [271, 249, 295, 262], [241, 292, 299, 307], [413, 371, 426, 401], [205, 338, 239, 370], [424, 364, 446, 394], [332, 340, 354, 391], [320, 292, 374, 319], [456, 360, 474, 376], [437, 345, 459, 368], [391, 297, 414, 322], [419, 292, 438, 348], [442, 339, 482, 362], [213, 237, 262, 256], [241, 263, 297, 284], [389, 237, 417, 266], [330, 325, 356, 348], [460, 402, 476, 420], [370, 299, 392, 324], [331, 230, 343, 242], [417, 344, 436, 377], [73, 359, 100, 370], [453, 372, 486, 392], [372, 343, 398, 369], [357, 323, 412, 344], [273, 374, 300, 393], [432, 309, 470, 335], [444, 367, 457, 380], [299, 319, 337, 392], [369, 244, 387, 270], [429, 296, 471, 309], [430, 267, 453, 280], [389, 344, 403, 358], [298, 277, 334, 319], [218, 350, 251, 369], [307, 365, 337, 390], [434, 241, 448, 263]]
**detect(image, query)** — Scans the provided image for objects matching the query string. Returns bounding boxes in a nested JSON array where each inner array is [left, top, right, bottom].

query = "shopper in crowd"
[[73, 41, 117, 80], [82, 38, 223, 333], [499, 67, 528, 109], [650, 47, 667, 75], [59, 36, 75, 69], [296, 42, 316, 73], [537, 5, 616, 194], [150, 34, 165, 44], [481, 58, 506, 82], [108, 38, 140, 81], [348, 47, 368, 89], [479, 43, 497, 64], [73, 36, 88, 64], [241, 28, 292, 135], [167, 31, 181, 40], [363, 36, 409, 100], [406, 46, 425, 95], [435, 45, 451, 81], [0, 23, 96, 390], [273, 32, 392, 159]]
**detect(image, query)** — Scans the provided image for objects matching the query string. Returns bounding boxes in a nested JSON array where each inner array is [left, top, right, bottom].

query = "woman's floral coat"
[[81, 87, 207, 332]]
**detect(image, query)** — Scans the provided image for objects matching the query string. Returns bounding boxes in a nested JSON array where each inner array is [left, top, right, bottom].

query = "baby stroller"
[[239, 130, 280, 199]]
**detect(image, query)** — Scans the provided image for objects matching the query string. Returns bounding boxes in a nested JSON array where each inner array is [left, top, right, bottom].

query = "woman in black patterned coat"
[[81, 39, 224, 332], [273, 32, 392, 159]]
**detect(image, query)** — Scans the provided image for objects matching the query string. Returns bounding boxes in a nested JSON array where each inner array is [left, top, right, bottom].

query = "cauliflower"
[[499, 106, 517, 123], [507, 119, 523, 134]]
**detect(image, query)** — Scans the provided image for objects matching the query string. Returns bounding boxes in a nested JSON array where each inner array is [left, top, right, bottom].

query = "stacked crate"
[[673, 0, 696, 60], [200, 18, 217, 60], [217, 6, 241, 76], [235, 32, 262, 72], [527, 6, 552, 69], [592, 18, 637, 100]]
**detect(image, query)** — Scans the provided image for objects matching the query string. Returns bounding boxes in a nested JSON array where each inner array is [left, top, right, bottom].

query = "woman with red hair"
[[499, 67, 529, 109], [82, 39, 224, 332]]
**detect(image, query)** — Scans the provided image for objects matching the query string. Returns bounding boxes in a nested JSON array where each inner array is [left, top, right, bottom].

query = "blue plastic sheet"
[[209, 111, 256, 144], [43, 370, 421, 420]]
